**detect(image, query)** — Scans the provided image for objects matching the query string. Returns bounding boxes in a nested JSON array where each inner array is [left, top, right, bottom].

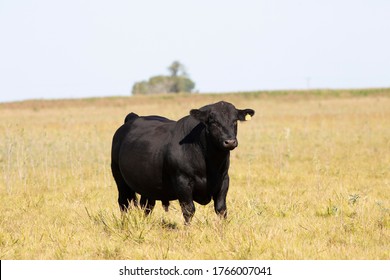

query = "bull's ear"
[[190, 109, 209, 123], [237, 109, 255, 121]]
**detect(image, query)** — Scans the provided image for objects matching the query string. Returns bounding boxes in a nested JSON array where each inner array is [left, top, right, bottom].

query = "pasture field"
[[0, 89, 389, 259]]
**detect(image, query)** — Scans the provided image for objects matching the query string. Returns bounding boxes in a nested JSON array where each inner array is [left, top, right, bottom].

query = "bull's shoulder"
[[166, 116, 207, 166], [173, 116, 205, 145], [121, 116, 176, 148]]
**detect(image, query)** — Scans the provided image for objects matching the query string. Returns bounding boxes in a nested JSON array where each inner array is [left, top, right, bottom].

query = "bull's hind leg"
[[111, 162, 138, 211], [140, 196, 156, 215], [162, 200, 170, 212]]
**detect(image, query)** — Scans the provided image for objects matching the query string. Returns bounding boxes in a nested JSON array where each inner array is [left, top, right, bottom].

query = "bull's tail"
[[124, 112, 139, 124]]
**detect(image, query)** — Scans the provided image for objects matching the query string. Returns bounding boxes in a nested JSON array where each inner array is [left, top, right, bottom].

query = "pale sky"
[[0, 0, 389, 102]]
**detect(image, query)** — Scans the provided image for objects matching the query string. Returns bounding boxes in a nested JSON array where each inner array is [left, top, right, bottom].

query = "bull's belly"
[[123, 175, 176, 200], [119, 147, 176, 200], [193, 194, 212, 205], [120, 165, 174, 200], [122, 169, 212, 204], [192, 176, 212, 205], [119, 140, 214, 204]]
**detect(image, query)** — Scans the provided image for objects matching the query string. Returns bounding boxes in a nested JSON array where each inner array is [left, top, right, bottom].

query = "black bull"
[[111, 101, 255, 224]]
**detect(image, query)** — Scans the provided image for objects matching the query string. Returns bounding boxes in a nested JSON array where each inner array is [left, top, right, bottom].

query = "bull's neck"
[[200, 127, 230, 168], [180, 118, 230, 167]]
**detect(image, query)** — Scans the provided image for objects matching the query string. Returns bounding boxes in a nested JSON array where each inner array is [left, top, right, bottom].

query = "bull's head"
[[190, 101, 255, 151]]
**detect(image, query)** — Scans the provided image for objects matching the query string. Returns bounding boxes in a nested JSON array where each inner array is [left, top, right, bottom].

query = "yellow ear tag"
[[245, 114, 252, 121]]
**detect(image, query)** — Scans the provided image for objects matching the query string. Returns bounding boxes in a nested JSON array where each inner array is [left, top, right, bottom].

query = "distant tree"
[[132, 61, 195, 95], [147, 76, 174, 94], [131, 80, 149, 95], [168, 61, 187, 77], [173, 76, 195, 93]]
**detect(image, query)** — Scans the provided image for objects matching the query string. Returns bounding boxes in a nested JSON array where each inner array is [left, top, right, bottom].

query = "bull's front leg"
[[179, 200, 195, 225], [213, 174, 229, 219], [175, 174, 196, 225]]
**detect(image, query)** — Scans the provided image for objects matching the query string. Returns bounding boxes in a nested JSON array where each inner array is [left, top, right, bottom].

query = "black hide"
[[111, 101, 255, 224]]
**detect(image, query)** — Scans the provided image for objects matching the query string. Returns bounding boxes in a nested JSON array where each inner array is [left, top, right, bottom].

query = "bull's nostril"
[[224, 139, 237, 148]]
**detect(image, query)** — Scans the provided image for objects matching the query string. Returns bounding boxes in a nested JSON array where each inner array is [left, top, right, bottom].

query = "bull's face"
[[190, 101, 255, 151]]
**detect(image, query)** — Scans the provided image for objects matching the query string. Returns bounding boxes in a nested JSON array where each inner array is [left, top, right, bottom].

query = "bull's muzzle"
[[223, 139, 238, 150]]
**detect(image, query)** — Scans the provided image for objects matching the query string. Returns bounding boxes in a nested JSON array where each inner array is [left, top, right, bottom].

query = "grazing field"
[[0, 89, 389, 259]]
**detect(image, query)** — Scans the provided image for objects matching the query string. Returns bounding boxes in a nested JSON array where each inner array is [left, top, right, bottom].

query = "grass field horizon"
[[1, 88, 389, 259]]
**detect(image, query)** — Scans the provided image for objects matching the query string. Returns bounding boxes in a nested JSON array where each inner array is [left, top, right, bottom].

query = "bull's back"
[[117, 117, 176, 199]]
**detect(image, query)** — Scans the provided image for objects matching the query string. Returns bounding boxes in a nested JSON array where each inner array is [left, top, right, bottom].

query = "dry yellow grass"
[[0, 90, 389, 259]]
